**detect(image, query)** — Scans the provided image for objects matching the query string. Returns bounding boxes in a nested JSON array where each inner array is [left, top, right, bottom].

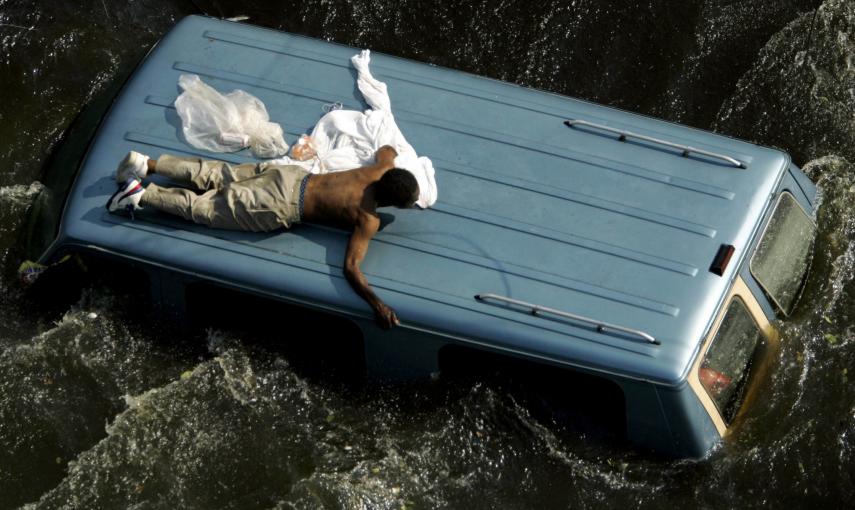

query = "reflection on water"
[[1, 0, 854, 508]]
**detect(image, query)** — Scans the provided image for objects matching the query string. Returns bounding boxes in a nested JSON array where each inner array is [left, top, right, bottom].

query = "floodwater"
[[1, 0, 854, 508]]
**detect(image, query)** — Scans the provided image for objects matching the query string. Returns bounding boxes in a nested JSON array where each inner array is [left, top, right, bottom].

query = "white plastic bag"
[[174, 74, 289, 158]]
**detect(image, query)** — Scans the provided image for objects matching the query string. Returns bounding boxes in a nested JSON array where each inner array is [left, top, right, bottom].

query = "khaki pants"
[[140, 155, 309, 232]]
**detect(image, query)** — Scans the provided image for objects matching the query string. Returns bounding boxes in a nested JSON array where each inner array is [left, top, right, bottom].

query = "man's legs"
[[138, 184, 249, 230], [109, 152, 284, 232], [152, 155, 262, 191]]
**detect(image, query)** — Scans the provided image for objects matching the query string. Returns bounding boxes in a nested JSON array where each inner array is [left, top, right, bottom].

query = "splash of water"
[[715, 0, 855, 164]]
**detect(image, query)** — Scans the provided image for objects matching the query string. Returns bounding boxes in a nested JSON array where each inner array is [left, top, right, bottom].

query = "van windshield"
[[750, 192, 816, 315], [700, 298, 766, 424]]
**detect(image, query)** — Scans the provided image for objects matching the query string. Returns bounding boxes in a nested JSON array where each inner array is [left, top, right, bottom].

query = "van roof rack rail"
[[564, 119, 746, 169], [474, 293, 660, 345]]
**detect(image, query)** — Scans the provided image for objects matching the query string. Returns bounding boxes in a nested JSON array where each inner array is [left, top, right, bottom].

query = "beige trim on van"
[[687, 277, 779, 436]]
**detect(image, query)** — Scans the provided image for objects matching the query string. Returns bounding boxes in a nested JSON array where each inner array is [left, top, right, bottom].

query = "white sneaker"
[[115, 151, 149, 183], [106, 178, 145, 217]]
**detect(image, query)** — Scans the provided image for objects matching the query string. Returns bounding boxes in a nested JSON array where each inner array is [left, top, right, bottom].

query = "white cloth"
[[271, 50, 438, 208]]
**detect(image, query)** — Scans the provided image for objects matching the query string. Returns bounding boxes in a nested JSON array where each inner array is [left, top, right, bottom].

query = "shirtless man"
[[106, 146, 418, 329]]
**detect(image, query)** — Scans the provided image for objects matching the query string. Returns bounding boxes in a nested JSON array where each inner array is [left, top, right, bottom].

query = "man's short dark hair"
[[376, 168, 419, 208]]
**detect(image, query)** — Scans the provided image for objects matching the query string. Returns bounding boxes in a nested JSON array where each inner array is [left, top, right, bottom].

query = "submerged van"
[[22, 15, 816, 457]]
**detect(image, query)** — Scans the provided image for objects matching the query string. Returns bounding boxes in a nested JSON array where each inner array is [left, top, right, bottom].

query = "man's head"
[[375, 168, 419, 208]]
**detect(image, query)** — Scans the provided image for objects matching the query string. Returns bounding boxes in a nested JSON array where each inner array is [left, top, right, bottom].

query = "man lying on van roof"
[[106, 145, 418, 330]]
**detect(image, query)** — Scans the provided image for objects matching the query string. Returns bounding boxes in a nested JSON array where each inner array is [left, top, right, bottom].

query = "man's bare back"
[[302, 145, 418, 329], [301, 145, 397, 225]]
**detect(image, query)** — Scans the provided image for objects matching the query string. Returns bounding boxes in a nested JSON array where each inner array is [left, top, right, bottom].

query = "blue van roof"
[[60, 15, 787, 386]]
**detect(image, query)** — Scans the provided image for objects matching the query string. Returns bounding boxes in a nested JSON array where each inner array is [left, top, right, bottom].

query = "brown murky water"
[[1, 0, 853, 508]]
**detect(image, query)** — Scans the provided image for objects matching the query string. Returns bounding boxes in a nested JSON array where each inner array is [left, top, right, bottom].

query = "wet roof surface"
[[63, 15, 788, 385]]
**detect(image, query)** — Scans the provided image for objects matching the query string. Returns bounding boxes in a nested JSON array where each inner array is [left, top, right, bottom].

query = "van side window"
[[750, 192, 816, 315], [699, 298, 766, 424], [438, 345, 626, 442], [185, 282, 366, 381]]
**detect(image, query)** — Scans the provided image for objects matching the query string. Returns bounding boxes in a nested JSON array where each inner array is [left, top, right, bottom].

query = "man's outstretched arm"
[[344, 211, 400, 329]]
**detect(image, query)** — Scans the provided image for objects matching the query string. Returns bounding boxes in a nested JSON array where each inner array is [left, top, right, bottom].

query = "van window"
[[185, 282, 365, 382], [750, 192, 816, 315], [699, 298, 766, 424], [438, 345, 626, 442]]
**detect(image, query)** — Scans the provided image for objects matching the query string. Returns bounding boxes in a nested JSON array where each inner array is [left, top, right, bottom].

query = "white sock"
[[134, 151, 150, 179]]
